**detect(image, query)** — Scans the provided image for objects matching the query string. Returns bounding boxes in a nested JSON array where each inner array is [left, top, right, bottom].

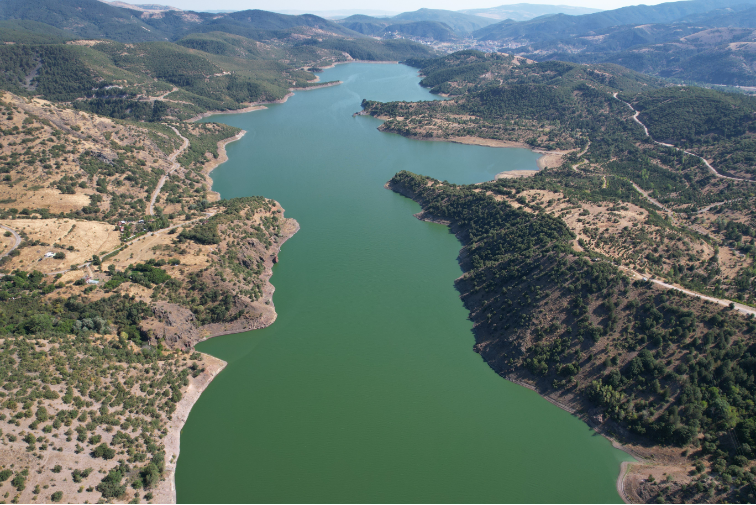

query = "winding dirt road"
[[149, 126, 190, 216], [612, 93, 752, 182], [0, 224, 21, 258], [619, 265, 756, 316]]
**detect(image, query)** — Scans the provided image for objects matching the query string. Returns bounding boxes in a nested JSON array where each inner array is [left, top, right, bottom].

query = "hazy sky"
[[117, 0, 670, 14]]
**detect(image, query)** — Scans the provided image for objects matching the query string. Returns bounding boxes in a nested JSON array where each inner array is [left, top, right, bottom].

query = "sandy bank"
[[431, 136, 570, 171], [200, 130, 246, 202], [187, 81, 342, 123], [372, 124, 571, 174], [319, 60, 399, 70], [290, 80, 342, 91], [155, 353, 227, 504], [535, 150, 567, 169], [495, 169, 538, 179], [186, 105, 267, 123]]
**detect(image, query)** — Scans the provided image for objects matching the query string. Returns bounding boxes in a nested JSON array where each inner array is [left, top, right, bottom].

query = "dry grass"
[[0, 219, 120, 273]]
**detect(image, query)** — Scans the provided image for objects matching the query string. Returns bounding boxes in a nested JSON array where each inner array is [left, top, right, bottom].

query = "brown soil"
[[0, 218, 120, 273], [0, 337, 217, 505], [494, 170, 538, 179]]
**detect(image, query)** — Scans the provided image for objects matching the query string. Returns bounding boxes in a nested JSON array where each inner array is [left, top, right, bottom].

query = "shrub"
[[96, 470, 125, 498], [93, 443, 115, 460]]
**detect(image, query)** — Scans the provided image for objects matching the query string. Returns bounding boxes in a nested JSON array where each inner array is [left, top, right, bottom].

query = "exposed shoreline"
[[201, 130, 247, 202], [318, 59, 399, 70], [371, 125, 568, 173], [290, 80, 342, 91], [186, 104, 267, 123], [156, 353, 227, 504], [495, 169, 538, 179], [157, 114, 300, 502], [435, 136, 569, 170], [186, 60, 401, 124], [179, 62, 628, 501], [186, 81, 343, 122], [386, 177, 639, 503]]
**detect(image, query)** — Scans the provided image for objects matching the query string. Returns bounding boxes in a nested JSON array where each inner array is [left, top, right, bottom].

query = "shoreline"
[[289, 80, 342, 91], [318, 59, 399, 70], [431, 136, 570, 171], [153, 210, 299, 503], [372, 124, 570, 173], [186, 60, 404, 125], [201, 130, 247, 202], [186, 104, 267, 123], [494, 169, 538, 179], [617, 461, 632, 504], [387, 178, 639, 503], [156, 353, 227, 504], [157, 127, 299, 501], [194, 214, 300, 344], [186, 81, 343, 123]]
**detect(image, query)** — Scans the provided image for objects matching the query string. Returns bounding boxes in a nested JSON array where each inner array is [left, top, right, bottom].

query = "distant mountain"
[[337, 16, 460, 41], [218, 10, 353, 35], [392, 8, 498, 35], [595, 25, 756, 86], [336, 8, 498, 38], [275, 9, 400, 19], [384, 21, 459, 41], [0, 0, 170, 41], [506, 0, 756, 86], [474, 0, 756, 43], [677, 4, 756, 28], [460, 3, 602, 22], [0, 0, 362, 42], [100, 1, 181, 12]]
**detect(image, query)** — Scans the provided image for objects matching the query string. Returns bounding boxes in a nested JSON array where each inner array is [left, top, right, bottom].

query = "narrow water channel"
[[176, 63, 632, 503]]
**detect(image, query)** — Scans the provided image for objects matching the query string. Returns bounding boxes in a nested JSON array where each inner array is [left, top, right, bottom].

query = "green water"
[[176, 63, 631, 503]]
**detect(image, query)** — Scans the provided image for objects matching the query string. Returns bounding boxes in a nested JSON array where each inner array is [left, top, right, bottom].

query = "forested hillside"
[[472, 0, 756, 87], [389, 168, 756, 503], [367, 50, 756, 503], [0, 2, 434, 503], [7, 0, 756, 88], [0, 85, 299, 501]]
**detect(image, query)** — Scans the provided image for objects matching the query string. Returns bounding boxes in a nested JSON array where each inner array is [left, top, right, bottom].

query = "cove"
[[176, 63, 632, 503]]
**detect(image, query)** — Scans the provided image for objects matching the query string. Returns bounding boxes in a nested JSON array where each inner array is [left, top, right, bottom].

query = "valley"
[[2, 0, 756, 503]]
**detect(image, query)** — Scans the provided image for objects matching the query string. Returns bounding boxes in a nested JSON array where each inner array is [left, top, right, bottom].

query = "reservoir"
[[176, 63, 631, 503]]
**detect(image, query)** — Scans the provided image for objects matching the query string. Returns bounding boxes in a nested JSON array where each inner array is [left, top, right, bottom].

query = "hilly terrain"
[[362, 50, 756, 503], [0, 0, 360, 42], [4, 0, 756, 503], [7, 0, 756, 87], [470, 0, 756, 86], [0, 85, 302, 502], [0, 0, 436, 122], [0, 1, 441, 502], [337, 8, 500, 41]]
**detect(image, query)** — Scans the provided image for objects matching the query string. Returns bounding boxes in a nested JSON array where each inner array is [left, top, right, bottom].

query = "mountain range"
[[3, 0, 756, 85], [459, 4, 601, 22]]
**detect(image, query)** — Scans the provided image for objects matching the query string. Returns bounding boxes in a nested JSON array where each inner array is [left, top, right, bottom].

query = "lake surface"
[[176, 63, 631, 503]]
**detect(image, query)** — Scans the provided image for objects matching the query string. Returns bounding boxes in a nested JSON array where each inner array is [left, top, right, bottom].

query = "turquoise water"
[[176, 63, 631, 503]]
